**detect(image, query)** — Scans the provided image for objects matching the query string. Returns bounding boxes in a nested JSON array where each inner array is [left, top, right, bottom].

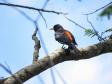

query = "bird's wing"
[[64, 30, 77, 45]]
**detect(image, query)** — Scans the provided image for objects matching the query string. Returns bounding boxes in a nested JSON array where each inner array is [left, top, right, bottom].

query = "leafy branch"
[[99, 5, 112, 19], [84, 29, 96, 38]]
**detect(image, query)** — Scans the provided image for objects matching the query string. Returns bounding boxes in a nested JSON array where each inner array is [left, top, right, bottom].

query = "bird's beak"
[[49, 28, 53, 30]]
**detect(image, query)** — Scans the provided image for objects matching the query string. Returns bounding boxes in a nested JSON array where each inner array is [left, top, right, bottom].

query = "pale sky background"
[[0, 0, 112, 84]]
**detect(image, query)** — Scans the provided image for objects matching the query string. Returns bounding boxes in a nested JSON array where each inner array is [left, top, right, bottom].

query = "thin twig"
[[86, 15, 104, 41], [86, 15, 97, 32], [84, 2, 112, 15], [35, 0, 51, 21], [101, 29, 112, 40], [38, 11, 48, 28], [0, 63, 23, 84], [1, 0, 34, 22], [64, 16, 87, 30], [0, 2, 67, 15]]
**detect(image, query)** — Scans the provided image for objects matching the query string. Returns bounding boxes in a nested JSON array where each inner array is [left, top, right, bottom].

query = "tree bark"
[[1, 39, 112, 84]]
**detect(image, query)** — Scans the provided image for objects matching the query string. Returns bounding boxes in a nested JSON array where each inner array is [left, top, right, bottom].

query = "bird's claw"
[[62, 46, 66, 49], [61, 46, 70, 54]]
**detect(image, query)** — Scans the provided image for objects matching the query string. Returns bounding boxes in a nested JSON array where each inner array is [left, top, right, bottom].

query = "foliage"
[[99, 5, 112, 19], [84, 29, 96, 38]]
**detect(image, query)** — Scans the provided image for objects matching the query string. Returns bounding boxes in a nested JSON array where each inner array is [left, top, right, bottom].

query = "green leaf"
[[84, 29, 96, 38]]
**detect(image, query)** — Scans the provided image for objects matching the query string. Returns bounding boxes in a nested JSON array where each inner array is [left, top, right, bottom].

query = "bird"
[[50, 24, 77, 49]]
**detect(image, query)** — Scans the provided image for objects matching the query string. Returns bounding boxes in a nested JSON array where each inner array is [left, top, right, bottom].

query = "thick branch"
[[2, 39, 112, 84], [32, 28, 41, 64], [0, 2, 67, 15]]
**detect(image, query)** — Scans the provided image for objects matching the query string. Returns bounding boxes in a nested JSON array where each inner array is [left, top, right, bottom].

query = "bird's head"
[[50, 24, 64, 32]]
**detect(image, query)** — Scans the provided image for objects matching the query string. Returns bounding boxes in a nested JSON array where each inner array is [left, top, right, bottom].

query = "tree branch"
[[0, 63, 22, 84], [2, 38, 112, 84], [84, 2, 112, 15], [64, 16, 87, 30], [86, 15, 104, 41], [0, 2, 67, 15], [32, 28, 41, 64]]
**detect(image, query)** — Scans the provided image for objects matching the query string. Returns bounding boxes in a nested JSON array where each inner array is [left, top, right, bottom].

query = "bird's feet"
[[64, 48, 70, 54], [62, 47, 70, 54], [62, 44, 66, 49]]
